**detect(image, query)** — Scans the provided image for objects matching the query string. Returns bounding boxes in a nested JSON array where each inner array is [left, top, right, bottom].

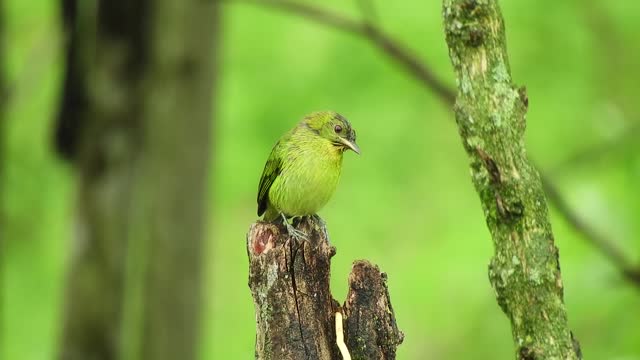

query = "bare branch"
[[230, 0, 456, 104], [235, 0, 364, 34], [550, 123, 640, 173], [540, 173, 640, 286]]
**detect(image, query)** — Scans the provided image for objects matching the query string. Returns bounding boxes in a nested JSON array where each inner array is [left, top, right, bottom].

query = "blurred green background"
[[3, 0, 639, 359]]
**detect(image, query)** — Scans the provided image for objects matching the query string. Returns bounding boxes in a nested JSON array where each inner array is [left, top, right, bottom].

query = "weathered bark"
[[247, 217, 403, 360], [442, 1, 581, 359], [248, 218, 338, 359], [343, 262, 404, 360], [57, 1, 218, 359]]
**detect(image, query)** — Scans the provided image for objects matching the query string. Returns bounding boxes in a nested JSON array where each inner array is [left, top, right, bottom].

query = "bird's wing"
[[257, 142, 283, 216]]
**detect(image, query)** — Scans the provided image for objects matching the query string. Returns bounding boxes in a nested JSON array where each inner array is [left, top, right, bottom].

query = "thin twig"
[[236, 0, 364, 33], [229, 0, 640, 287], [230, 0, 456, 104], [540, 174, 640, 286], [550, 123, 640, 174]]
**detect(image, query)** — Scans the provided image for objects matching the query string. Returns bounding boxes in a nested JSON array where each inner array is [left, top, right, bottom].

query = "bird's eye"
[[334, 124, 343, 133]]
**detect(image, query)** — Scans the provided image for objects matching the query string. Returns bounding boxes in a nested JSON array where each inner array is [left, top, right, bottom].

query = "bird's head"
[[303, 111, 360, 154]]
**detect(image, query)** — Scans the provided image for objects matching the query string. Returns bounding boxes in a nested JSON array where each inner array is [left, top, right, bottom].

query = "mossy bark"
[[247, 217, 403, 360], [57, 1, 218, 359], [442, 1, 581, 359]]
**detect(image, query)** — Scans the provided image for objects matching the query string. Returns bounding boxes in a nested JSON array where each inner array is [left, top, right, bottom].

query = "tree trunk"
[[442, 1, 581, 359], [56, 1, 218, 359], [247, 217, 403, 360]]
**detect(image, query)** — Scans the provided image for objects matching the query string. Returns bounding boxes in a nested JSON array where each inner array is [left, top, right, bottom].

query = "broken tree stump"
[[343, 262, 404, 360], [247, 216, 403, 360]]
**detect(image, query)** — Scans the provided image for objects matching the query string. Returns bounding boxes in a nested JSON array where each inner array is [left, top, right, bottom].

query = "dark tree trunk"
[[247, 217, 403, 360], [56, 1, 219, 359]]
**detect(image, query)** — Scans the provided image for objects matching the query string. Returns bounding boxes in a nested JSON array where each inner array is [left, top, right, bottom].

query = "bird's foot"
[[284, 221, 308, 241], [280, 214, 308, 241], [309, 214, 324, 225]]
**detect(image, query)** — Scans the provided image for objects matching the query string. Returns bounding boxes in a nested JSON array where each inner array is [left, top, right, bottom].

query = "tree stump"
[[247, 216, 403, 360]]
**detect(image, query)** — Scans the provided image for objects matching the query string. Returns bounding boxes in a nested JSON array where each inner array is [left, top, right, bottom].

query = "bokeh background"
[[3, 0, 640, 359]]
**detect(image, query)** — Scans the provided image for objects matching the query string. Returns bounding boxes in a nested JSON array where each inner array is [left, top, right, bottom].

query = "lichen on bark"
[[442, 0, 581, 358]]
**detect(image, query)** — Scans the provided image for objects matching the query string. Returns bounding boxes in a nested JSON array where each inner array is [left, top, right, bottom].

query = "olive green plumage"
[[257, 111, 360, 225]]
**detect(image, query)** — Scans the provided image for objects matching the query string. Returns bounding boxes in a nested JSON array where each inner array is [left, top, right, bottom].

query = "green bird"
[[257, 111, 360, 239]]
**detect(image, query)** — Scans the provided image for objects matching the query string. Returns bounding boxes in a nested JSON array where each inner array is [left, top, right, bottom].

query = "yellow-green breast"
[[264, 126, 343, 220]]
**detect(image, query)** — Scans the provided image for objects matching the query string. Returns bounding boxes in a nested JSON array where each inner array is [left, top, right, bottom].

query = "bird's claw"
[[279, 213, 308, 241], [309, 214, 324, 226], [285, 221, 308, 241]]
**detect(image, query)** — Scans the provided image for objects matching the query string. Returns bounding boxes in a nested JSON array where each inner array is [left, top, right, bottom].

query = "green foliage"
[[2, 0, 639, 359]]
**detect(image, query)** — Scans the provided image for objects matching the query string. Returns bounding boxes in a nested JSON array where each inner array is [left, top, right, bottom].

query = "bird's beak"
[[339, 137, 361, 154]]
